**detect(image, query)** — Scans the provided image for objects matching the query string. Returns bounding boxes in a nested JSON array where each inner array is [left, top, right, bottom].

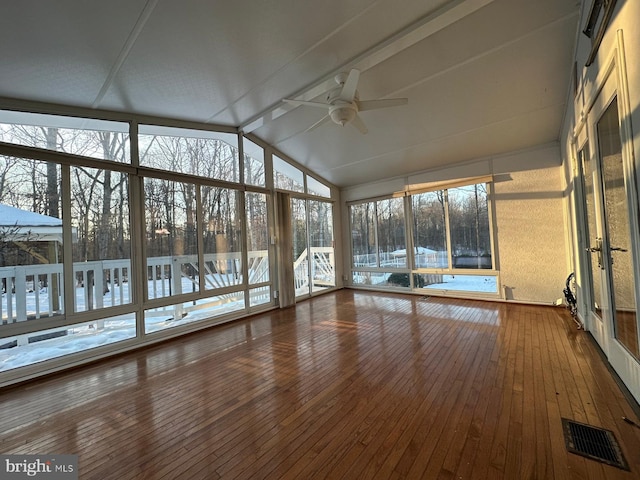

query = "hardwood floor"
[[1, 290, 640, 479]]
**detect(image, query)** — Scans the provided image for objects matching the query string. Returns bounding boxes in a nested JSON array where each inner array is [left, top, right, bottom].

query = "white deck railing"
[[1, 251, 270, 325], [293, 247, 335, 295], [1, 247, 336, 325], [0, 263, 64, 323]]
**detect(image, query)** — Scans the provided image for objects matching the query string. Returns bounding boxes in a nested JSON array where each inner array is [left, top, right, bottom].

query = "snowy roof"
[[0, 203, 63, 242], [0, 204, 62, 227]]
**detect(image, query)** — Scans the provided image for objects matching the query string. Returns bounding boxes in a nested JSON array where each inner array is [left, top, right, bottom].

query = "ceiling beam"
[[240, 0, 496, 134], [92, 0, 159, 109]]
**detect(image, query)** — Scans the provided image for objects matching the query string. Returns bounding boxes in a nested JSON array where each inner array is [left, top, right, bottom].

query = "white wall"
[[341, 143, 568, 304]]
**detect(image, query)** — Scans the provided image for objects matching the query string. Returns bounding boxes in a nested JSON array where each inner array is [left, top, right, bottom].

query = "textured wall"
[[493, 164, 566, 304]]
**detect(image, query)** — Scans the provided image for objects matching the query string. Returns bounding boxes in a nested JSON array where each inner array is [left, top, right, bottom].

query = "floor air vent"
[[562, 418, 629, 470]]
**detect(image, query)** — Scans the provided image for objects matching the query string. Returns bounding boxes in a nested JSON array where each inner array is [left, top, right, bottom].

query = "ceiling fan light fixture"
[[329, 105, 356, 126]]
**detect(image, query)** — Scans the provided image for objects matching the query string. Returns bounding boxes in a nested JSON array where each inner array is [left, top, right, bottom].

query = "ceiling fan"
[[283, 69, 408, 134]]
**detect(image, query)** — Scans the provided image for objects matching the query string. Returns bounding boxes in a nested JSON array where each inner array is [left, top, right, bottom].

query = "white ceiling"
[[0, 0, 580, 188]]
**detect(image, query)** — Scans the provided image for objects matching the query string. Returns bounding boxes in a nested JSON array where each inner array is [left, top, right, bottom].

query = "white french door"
[[579, 59, 640, 397]]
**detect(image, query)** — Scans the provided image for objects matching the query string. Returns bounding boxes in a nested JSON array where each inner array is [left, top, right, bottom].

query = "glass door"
[[291, 198, 309, 297], [309, 200, 335, 293], [595, 99, 638, 358], [579, 144, 605, 323], [583, 70, 639, 363]]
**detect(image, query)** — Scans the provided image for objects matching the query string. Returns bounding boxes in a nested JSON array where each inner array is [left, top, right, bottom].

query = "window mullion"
[[444, 189, 453, 271], [404, 195, 415, 275], [374, 202, 380, 268], [487, 182, 497, 270], [61, 164, 74, 321], [196, 185, 206, 293]]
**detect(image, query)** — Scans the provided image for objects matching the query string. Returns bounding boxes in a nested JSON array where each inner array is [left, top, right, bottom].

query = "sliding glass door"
[[291, 198, 308, 297], [309, 200, 335, 293], [291, 198, 335, 298]]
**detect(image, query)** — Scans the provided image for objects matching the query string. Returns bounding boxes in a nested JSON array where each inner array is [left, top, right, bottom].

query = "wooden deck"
[[1, 290, 640, 479]]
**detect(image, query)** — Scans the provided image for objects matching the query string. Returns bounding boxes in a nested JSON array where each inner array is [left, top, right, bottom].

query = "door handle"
[[586, 238, 604, 269], [610, 246, 628, 252]]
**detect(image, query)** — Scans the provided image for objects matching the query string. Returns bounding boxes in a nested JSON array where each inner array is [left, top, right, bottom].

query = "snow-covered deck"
[[0, 247, 336, 372]]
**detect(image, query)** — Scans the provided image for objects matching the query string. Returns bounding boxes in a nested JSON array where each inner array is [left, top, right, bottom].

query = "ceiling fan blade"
[[350, 114, 368, 134], [358, 98, 408, 112], [338, 69, 360, 102], [283, 99, 329, 109], [304, 114, 331, 133]]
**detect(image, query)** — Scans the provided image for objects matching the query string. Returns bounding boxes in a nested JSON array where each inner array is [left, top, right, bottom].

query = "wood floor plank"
[[383, 322, 484, 477], [350, 315, 470, 479], [1, 291, 640, 479], [472, 304, 520, 479], [530, 308, 554, 479]]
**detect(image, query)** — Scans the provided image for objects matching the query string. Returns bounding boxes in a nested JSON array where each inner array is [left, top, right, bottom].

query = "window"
[[245, 192, 270, 285], [0, 155, 138, 372], [350, 197, 406, 269], [1, 315, 136, 371], [349, 182, 497, 295], [1, 157, 65, 322], [139, 125, 239, 182], [141, 180, 261, 334], [415, 273, 497, 293], [307, 175, 331, 198], [0, 107, 346, 378], [273, 155, 304, 192], [272, 154, 333, 198], [71, 166, 131, 312], [448, 184, 492, 269], [201, 186, 243, 290], [243, 138, 265, 187], [0, 110, 130, 162], [144, 292, 245, 334], [350, 202, 377, 267], [352, 271, 409, 288], [377, 198, 407, 268], [144, 178, 199, 299], [412, 191, 448, 268]]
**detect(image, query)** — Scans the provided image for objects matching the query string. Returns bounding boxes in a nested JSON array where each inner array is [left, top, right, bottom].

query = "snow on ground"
[[0, 299, 253, 372], [0, 276, 270, 372], [423, 274, 497, 293], [352, 272, 497, 293], [0, 316, 135, 371]]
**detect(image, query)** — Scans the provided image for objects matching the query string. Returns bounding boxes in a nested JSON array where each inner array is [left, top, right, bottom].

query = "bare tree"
[[0, 154, 13, 202], [71, 167, 99, 262]]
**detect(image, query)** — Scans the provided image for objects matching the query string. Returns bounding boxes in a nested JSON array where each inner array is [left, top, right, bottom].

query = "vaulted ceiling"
[[0, 0, 580, 187]]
